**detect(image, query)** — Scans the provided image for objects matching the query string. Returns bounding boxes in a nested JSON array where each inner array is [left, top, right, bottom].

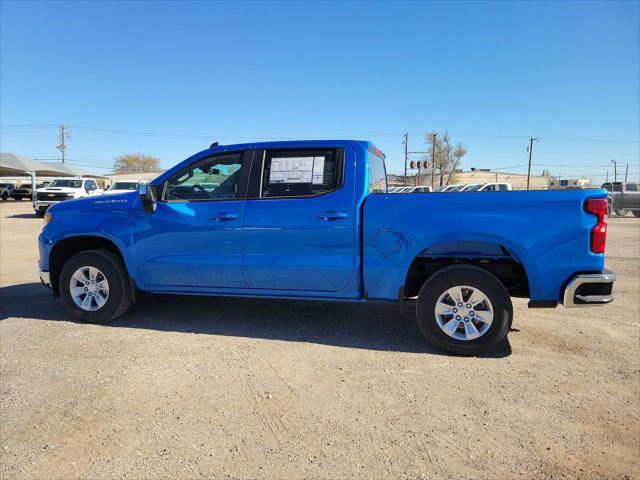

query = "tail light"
[[585, 199, 608, 253]]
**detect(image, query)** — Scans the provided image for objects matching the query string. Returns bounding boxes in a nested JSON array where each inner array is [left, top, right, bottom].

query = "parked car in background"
[[0, 183, 16, 200], [105, 181, 142, 195], [389, 186, 432, 193], [11, 183, 43, 200], [0, 182, 16, 200], [445, 184, 467, 192], [464, 183, 513, 192], [33, 177, 103, 217], [38, 140, 616, 356], [602, 182, 640, 217], [406, 186, 432, 193]]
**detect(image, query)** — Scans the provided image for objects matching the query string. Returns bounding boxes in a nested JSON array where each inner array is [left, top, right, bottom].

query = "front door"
[[133, 150, 252, 289], [241, 147, 357, 292]]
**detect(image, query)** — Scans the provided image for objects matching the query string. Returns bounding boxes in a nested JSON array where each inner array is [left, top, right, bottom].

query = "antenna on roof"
[[209, 141, 219, 148]]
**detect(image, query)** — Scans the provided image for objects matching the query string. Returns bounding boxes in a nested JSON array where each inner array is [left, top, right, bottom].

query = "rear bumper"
[[563, 269, 616, 307]]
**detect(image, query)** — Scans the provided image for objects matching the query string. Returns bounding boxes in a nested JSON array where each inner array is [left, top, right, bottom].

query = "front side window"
[[612, 184, 623, 192], [258, 149, 342, 198], [85, 180, 97, 191], [49, 179, 82, 188], [498, 184, 509, 191], [625, 183, 638, 192], [165, 152, 243, 201], [368, 147, 387, 194]]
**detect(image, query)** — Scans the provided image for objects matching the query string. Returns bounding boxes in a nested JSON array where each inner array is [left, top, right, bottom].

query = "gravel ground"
[[1, 200, 639, 479]]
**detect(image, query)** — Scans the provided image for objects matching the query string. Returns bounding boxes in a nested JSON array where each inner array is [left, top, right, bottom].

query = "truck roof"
[[206, 139, 374, 152]]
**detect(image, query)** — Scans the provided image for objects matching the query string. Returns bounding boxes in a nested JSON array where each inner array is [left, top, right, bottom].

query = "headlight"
[[43, 212, 52, 226]]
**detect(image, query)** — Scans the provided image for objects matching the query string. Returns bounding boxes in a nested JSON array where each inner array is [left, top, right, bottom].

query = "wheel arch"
[[49, 235, 133, 297], [402, 240, 532, 299]]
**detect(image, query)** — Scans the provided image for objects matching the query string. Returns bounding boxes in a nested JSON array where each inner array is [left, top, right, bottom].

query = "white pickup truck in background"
[[33, 177, 103, 217]]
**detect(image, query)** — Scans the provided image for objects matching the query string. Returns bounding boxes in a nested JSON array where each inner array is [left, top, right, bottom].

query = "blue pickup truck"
[[38, 140, 616, 355]]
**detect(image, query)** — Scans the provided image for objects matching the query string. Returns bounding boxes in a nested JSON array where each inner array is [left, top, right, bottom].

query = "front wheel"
[[1, 192, 7, 201], [416, 265, 512, 356], [633, 211, 640, 218], [59, 249, 132, 323], [35, 209, 46, 218], [615, 209, 628, 216]]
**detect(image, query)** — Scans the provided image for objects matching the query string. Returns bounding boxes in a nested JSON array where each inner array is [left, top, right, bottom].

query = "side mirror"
[[139, 184, 158, 211]]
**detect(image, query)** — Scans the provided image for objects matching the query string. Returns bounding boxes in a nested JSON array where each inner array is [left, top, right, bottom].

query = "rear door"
[[241, 147, 357, 292]]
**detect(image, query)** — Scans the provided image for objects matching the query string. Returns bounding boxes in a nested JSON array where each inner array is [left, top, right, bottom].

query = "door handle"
[[317, 211, 349, 221], [211, 212, 238, 221]]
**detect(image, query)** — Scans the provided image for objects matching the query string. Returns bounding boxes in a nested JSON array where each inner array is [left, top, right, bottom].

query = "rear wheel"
[[416, 265, 512, 356], [633, 211, 640, 218], [59, 249, 132, 323], [1, 192, 7, 201], [615, 209, 628, 216], [35, 209, 46, 218]]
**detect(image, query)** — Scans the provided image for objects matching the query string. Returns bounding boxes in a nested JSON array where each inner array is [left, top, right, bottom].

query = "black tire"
[[1, 192, 7, 201], [633, 211, 640, 218], [615, 209, 628, 216], [59, 249, 132, 323], [35, 209, 46, 218], [416, 265, 512, 356]]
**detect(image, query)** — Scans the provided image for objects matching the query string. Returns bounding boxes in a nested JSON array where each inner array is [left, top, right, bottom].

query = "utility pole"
[[431, 132, 437, 190], [403, 133, 408, 186], [625, 163, 629, 182], [57, 125, 70, 163], [611, 159, 617, 182], [526, 137, 537, 190]]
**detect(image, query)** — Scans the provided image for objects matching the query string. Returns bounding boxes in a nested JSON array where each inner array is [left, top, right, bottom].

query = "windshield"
[[48, 179, 82, 188], [112, 182, 140, 190], [19, 184, 32, 189]]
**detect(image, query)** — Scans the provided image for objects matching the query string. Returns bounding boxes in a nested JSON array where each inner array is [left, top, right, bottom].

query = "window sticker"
[[270, 156, 325, 184], [312, 156, 325, 184]]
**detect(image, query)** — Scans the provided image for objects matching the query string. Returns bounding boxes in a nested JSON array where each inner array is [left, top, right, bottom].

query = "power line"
[[2, 123, 639, 143]]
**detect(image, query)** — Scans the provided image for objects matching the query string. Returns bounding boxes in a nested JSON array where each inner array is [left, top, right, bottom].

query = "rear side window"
[[368, 147, 387, 194], [257, 149, 342, 198], [625, 183, 638, 192]]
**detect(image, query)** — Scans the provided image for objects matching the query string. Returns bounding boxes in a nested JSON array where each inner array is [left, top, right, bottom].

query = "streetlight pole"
[[611, 160, 617, 182]]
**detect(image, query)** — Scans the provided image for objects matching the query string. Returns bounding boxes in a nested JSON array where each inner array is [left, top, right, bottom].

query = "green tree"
[[113, 154, 161, 173]]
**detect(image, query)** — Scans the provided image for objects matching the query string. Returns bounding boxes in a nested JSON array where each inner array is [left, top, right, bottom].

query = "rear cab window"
[[367, 145, 387, 194]]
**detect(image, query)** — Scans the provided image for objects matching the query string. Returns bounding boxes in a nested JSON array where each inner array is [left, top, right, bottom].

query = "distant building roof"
[[0, 153, 70, 176]]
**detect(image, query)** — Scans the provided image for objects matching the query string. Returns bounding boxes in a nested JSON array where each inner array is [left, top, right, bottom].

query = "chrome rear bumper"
[[563, 270, 616, 307]]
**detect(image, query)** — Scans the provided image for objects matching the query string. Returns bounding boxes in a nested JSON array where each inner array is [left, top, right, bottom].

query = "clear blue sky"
[[1, 0, 639, 182]]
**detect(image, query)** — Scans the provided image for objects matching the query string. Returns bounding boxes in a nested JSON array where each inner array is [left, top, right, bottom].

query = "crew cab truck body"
[[38, 140, 616, 355]]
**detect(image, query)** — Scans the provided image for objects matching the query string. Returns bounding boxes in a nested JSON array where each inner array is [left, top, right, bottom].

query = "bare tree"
[[113, 154, 161, 173], [425, 131, 467, 186]]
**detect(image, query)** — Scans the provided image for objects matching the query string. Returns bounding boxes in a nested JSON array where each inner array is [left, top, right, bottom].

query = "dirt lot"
[[0, 200, 638, 479]]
